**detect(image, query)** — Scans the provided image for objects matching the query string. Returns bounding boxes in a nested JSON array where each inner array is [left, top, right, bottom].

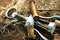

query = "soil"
[[0, 0, 60, 40]]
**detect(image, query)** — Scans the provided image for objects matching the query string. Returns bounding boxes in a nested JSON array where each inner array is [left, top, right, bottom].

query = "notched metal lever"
[[25, 15, 36, 39], [6, 7, 35, 39]]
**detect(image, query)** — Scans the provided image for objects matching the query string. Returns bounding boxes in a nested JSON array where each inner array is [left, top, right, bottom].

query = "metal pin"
[[48, 22, 56, 34]]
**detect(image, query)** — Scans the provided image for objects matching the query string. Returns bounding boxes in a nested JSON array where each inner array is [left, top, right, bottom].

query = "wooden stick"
[[30, 1, 39, 17], [55, 20, 60, 27], [27, 25, 35, 39]]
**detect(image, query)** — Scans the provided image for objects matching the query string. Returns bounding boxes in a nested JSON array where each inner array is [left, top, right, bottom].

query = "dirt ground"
[[0, 0, 60, 40]]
